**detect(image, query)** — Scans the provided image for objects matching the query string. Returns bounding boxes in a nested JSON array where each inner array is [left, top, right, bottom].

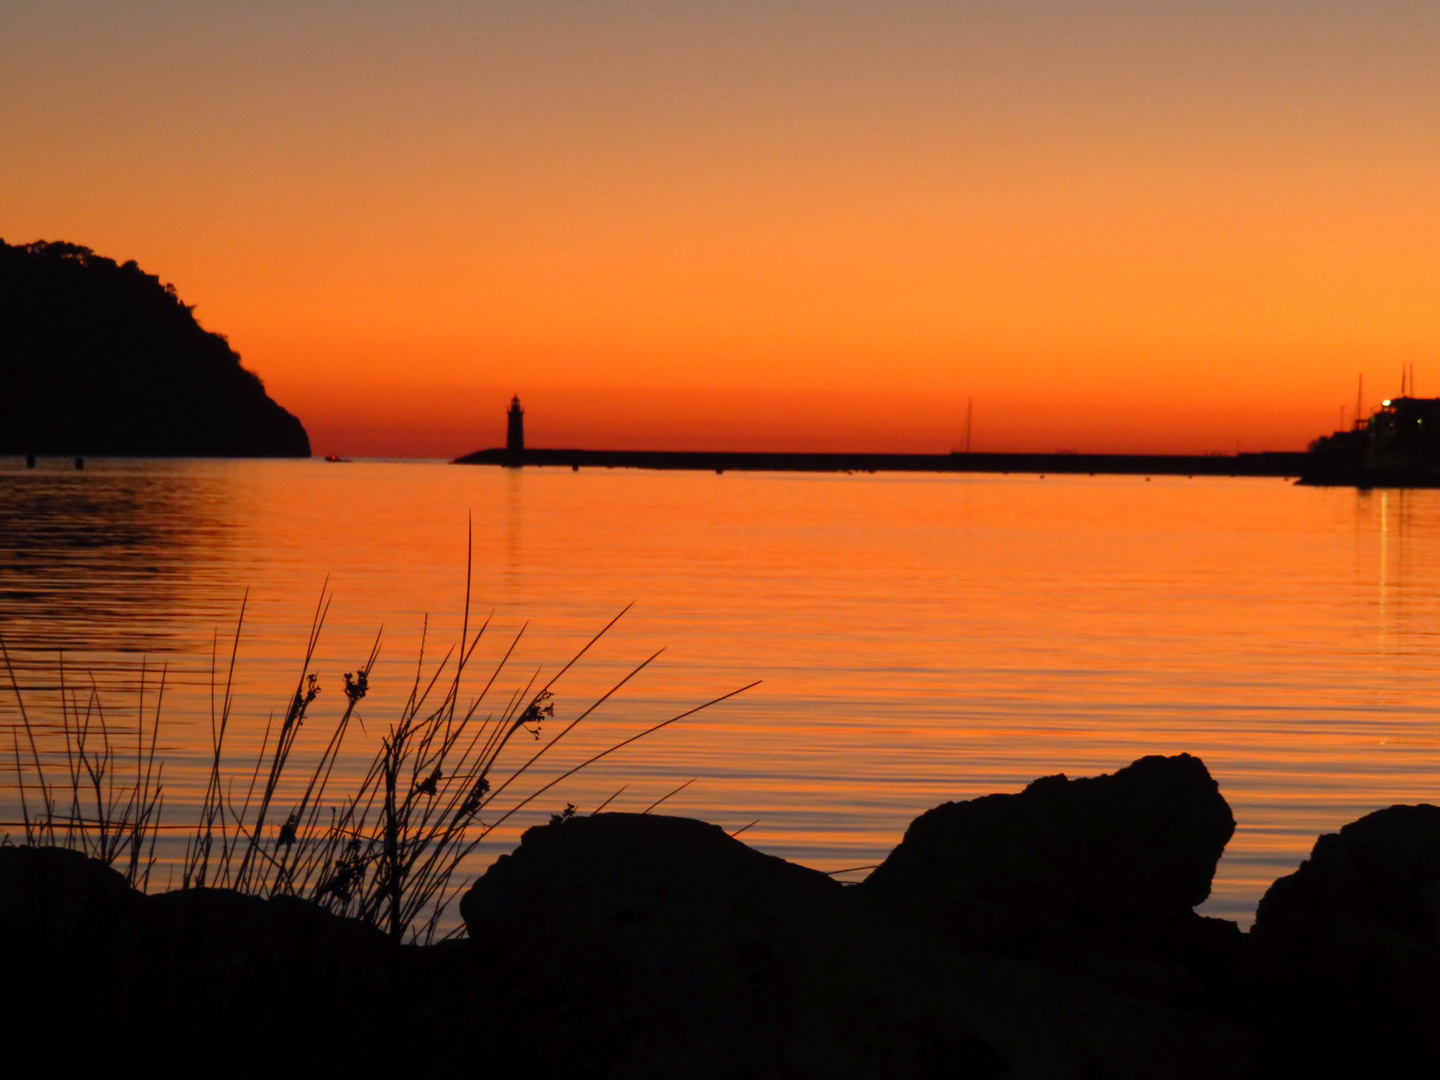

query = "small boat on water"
[[1301, 396, 1440, 488]]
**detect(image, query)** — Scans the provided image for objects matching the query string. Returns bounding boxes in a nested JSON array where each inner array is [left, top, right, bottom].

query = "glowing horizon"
[[3, 2, 1437, 458]]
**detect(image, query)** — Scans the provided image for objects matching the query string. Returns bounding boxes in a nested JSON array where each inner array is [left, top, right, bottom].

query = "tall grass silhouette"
[[3, 542, 756, 942]]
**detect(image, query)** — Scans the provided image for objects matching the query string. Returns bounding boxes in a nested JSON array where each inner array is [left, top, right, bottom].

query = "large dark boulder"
[[858, 753, 1240, 1006], [0, 845, 141, 1048], [0, 846, 397, 1070], [459, 812, 878, 1078], [0, 842, 137, 939], [457, 809, 1256, 1080], [112, 887, 398, 1068], [0, 239, 309, 456], [1248, 804, 1440, 1078]]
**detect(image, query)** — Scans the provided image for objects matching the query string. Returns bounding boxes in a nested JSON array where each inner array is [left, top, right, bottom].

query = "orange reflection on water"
[[3, 458, 1439, 923]]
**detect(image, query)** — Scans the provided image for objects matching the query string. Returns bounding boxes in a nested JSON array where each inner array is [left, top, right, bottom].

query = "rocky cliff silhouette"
[[0, 240, 309, 457]]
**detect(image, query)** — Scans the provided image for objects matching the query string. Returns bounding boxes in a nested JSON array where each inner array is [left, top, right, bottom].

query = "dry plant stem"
[[233, 585, 330, 890], [393, 649, 661, 939], [475, 607, 634, 807], [272, 631, 382, 893], [283, 651, 383, 891], [2, 633, 54, 839], [226, 709, 275, 887], [2, 637, 166, 884], [591, 784, 628, 814], [129, 660, 166, 887], [643, 777, 696, 814], [184, 591, 246, 887], [60, 652, 80, 846], [474, 681, 759, 845], [294, 602, 656, 940], [10, 730, 32, 844], [424, 680, 761, 943]]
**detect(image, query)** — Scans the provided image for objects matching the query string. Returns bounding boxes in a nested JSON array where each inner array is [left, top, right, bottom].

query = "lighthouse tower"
[[506, 395, 525, 454]]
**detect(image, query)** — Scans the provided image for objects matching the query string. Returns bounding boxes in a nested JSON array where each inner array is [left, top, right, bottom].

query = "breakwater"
[[454, 447, 1308, 477]]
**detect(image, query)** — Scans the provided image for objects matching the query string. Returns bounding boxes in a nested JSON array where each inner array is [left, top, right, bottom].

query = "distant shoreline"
[[454, 447, 1308, 477]]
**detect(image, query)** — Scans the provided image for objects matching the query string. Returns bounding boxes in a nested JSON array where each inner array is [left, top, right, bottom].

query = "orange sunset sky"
[[3, 2, 1438, 458]]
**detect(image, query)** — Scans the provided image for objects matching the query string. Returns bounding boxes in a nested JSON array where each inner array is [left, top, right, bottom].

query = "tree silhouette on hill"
[[0, 239, 309, 457]]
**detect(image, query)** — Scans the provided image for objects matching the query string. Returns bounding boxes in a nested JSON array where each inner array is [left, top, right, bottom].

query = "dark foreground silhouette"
[[0, 240, 309, 457], [5, 753, 1438, 1078]]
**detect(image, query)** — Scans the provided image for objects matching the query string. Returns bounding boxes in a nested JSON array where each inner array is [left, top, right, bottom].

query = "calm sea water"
[[3, 457, 1439, 923]]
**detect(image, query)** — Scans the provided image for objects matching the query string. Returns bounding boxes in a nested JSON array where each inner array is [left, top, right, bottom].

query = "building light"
[[1382, 399, 1392, 406]]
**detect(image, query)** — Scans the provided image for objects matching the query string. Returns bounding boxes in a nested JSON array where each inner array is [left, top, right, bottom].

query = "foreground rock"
[[0, 845, 395, 1070], [459, 807, 1254, 1079], [0, 239, 310, 456], [461, 813, 868, 1076], [1248, 804, 1440, 1078], [860, 753, 1242, 1010]]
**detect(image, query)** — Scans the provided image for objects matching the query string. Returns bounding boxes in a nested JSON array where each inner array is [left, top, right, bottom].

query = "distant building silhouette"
[[507, 395, 525, 454], [1303, 393, 1440, 486]]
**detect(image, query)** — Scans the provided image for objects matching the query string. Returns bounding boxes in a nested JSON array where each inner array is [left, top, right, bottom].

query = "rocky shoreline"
[[5, 753, 1437, 1077]]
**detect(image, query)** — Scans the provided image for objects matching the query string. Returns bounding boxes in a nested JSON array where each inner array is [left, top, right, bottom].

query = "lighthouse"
[[506, 395, 525, 454]]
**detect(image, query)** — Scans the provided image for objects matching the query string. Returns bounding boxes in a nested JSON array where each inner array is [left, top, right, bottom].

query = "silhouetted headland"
[[457, 399, 1305, 477], [9, 752, 1440, 1077], [0, 240, 309, 457]]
